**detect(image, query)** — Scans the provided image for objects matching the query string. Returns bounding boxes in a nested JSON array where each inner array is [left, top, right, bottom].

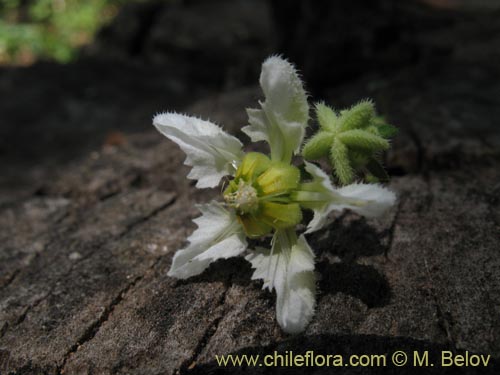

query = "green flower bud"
[[300, 99, 396, 185]]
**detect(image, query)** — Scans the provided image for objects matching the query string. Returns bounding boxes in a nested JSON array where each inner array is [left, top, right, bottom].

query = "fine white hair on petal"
[[243, 56, 309, 163], [333, 183, 396, 218], [167, 201, 247, 279], [305, 209, 329, 234], [246, 230, 316, 334], [302, 162, 336, 233], [303, 162, 396, 233], [153, 112, 244, 188], [304, 161, 335, 193], [260, 56, 309, 125]]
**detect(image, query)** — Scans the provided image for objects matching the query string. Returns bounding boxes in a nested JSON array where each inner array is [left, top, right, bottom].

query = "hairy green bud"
[[338, 129, 389, 151], [315, 102, 338, 131], [300, 99, 396, 185], [302, 131, 334, 160], [338, 100, 375, 131], [330, 138, 353, 185]]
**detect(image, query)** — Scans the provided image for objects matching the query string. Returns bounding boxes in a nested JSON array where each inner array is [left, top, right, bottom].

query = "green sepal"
[[238, 214, 273, 238], [348, 150, 370, 170], [315, 102, 338, 131], [365, 125, 380, 135], [302, 131, 334, 160], [338, 129, 389, 152], [376, 124, 399, 139], [330, 139, 353, 185], [235, 152, 271, 182], [338, 100, 375, 131], [256, 163, 300, 196], [366, 157, 389, 182], [259, 201, 303, 229], [290, 189, 332, 210]]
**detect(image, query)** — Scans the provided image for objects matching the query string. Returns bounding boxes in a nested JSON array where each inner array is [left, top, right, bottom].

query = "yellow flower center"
[[223, 152, 302, 238], [224, 180, 259, 214]]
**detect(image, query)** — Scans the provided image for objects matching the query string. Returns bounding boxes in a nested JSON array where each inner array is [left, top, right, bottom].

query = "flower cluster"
[[153, 56, 396, 334]]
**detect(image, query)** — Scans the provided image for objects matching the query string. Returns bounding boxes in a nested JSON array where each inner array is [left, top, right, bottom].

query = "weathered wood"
[[1, 1, 499, 374]]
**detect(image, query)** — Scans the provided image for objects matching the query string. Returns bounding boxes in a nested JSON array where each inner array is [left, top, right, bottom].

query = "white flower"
[[295, 162, 396, 233], [154, 56, 314, 333], [153, 56, 397, 335]]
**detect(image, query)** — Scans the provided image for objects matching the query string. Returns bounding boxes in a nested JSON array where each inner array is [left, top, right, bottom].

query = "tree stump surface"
[[1, 1, 499, 374]]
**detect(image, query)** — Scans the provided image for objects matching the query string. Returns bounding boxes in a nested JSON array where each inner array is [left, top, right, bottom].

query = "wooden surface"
[[0, 1, 499, 374]]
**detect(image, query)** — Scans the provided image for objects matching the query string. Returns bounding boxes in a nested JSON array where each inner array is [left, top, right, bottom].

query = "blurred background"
[[0, 0, 127, 65], [1, 0, 499, 203]]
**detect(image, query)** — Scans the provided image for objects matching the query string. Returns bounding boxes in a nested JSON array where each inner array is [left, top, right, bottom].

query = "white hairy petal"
[[260, 56, 309, 127], [243, 56, 309, 163], [168, 202, 247, 279], [333, 183, 397, 218], [154, 112, 244, 188], [304, 162, 396, 233], [246, 230, 316, 334], [303, 162, 338, 233]]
